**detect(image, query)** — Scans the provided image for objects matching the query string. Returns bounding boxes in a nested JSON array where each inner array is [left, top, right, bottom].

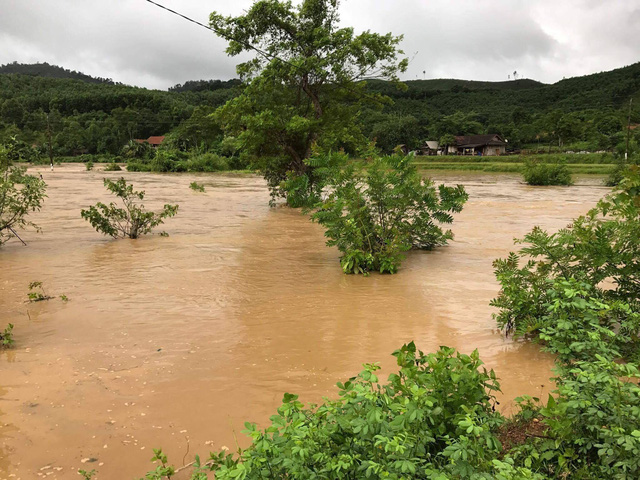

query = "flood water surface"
[[0, 165, 608, 479]]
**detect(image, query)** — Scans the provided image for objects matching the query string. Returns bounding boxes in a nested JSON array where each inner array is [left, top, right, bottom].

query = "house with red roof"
[[134, 135, 166, 148]]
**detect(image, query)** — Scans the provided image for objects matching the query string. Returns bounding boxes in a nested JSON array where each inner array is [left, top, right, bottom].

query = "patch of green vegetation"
[[310, 151, 468, 274], [492, 168, 640, 359], [27, 281, 53, 302], [0, 141, 47, 246], [81, 178, 178, 239], [0, 323, 14, 348], [189, 181, 205, 192], [521, 160, 573, 186], [103, 162, 122, 171], [85, 160, 93, 171], [127, 152, 235, 173]]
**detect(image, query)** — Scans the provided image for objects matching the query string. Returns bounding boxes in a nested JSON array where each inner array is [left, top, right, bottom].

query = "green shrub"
[[311, 152, 468, 274], [184, 344, 527, 479], [522, 159, 573, 186], [183, 153, 229, 172], [492, 168, 640, 359], [103, 162, 122, 172], [509, 358, 640, 479], [0, 323, 14, 348], [189, 181, 205, 192], [0, 146, 47, 246], [81, 178, 178, 239], [85, 160, 94, 171]]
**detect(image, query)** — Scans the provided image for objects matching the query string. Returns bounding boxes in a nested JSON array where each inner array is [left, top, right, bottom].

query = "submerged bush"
[[81, 178, 178, 239], [522, 159, 573, 186], [0, 146, 47, 246], [311, 152, 468, 274], [0, 323, 14, 348], [189, 181, 205, 192], [127, 152, 231, 173], [103, 161, 122, 172]]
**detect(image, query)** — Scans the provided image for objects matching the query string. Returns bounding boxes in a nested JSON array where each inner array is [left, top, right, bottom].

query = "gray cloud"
[[0, 0, 638, 89]]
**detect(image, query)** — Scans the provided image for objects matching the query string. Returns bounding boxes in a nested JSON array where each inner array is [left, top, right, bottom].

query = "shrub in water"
[[103, 162, 122, 172], [311, 152, 468, 274], [189, 181, 205, 192], [522, 159, 573, 186], [0, 323, 14, 348], [0, 146, 47, 246], [81, 178, 178, 239]]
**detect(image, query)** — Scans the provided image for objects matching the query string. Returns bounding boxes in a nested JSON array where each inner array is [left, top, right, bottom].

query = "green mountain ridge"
[[1, 61, 639, 156]]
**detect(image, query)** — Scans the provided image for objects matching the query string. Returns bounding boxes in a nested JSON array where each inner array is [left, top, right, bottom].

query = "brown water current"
[[0, 164, 609, 479]]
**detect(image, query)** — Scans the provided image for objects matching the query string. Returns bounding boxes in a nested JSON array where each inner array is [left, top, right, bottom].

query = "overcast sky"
[[1, 0, 639, 90]]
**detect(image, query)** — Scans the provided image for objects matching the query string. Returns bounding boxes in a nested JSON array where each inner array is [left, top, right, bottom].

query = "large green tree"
[[210, 0, 407, 205]]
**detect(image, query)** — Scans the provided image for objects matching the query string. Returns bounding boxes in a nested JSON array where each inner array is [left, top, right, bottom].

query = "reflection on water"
[[0, 164, 608, 479]]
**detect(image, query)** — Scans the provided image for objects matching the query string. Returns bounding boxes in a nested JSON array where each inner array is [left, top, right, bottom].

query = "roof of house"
[[146, 136, 165, 145], [455, 134, 506, 147], [425, 140, 439, 150], [133, 136, 166, 145]]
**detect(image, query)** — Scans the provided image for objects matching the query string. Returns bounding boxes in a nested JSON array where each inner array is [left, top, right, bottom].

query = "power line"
[[143, 0, 297, 70]]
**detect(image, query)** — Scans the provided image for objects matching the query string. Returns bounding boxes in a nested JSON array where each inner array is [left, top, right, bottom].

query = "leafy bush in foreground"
[[522, 160, 573, 186], [492, 168, 640, 359], [81, 178, 178, 239], [150, 344, 542, 480], [311, 152, 468, 274]]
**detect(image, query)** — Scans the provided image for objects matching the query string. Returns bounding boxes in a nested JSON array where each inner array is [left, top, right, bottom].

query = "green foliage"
[[0, 145, 47, 245], [492, 168, 640, 358], [81, 178, 178, 239], [78, 469, 96, 480], [127, 152, 232, 173], [138, 449, 175, 480], [27, 281, 53, 302], [0, 323, 14, 348], [189, 181, 205, 192], [187, 343, 525, 479], [311, 152, 468, 273], [85, 160, 94, 171], [508, 358, 640, 479], [103, 161, 122, 171], [521, 159, 573, 186], [210, 0, 407, 205]]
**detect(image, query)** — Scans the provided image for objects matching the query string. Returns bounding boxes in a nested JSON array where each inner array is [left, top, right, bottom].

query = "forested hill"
[[0, 62, 116, 84], [1, 61, 639, 156]]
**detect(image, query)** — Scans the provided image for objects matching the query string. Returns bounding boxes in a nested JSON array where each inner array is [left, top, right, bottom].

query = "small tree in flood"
[[81, 178, 178, 239], [0, 145, 47, 246], [310, 151, 468, 274]]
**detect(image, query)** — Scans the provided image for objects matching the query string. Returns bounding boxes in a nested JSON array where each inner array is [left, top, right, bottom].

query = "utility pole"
[[46, 113, 54, 171], [626, 98, 633, 162]]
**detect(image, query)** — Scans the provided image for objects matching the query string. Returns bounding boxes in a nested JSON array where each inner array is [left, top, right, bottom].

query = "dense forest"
[[1, 61, 639, 158]]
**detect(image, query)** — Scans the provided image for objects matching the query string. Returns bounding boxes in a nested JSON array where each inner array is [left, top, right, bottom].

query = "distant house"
[[453, 134, 507, 156], [134, 135, 166, 148], [413, 141, 440, 156]]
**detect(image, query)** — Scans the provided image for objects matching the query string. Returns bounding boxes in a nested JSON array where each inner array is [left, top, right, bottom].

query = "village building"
[[134, 135, 166, 148], [453, 134, 507, 156]]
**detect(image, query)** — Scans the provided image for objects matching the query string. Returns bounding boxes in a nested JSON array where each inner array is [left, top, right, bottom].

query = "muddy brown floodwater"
[[0, 164, 608, 479]]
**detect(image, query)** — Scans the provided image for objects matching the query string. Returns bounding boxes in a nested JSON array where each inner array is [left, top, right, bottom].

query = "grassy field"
[[413, 153, 616, 174]]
